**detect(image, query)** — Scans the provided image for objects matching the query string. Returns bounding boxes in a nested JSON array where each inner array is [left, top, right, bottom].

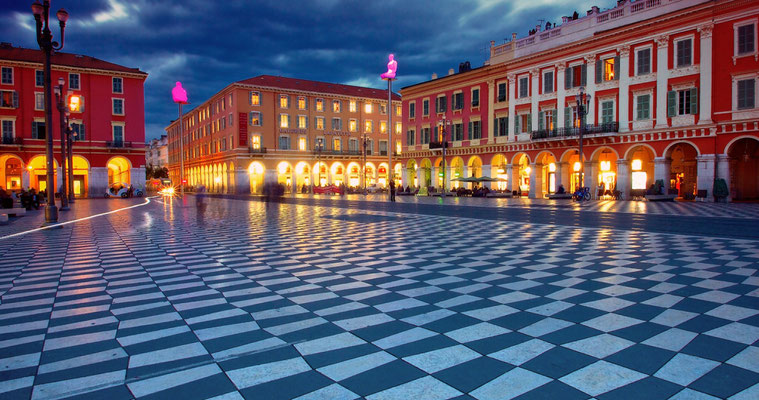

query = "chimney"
[[512, 32, 517, 41], [592, 6, 600, 13], [448, 68, 455, 76], [431, 72, 438, 80], [562, 16, 568, 23]]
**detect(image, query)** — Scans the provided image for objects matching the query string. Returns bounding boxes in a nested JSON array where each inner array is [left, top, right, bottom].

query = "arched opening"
[[0, 154, 24, 192], [420, 159, 432, 189], [248, 161, 264, 194], [406, 160, 418, 188], [491, 154, 509, 191], [28, 155, 58, 193], [393, 163, 402, 187], [377, 163, 388, 187], [71, 155, 89, 197], [666, 142, 699, 199], [728, 138, 759, 201], [107, 156, 131, 186], [295, 162, 310, 193], [347, 162, 360, 188], [593, 147, 618, 198], [314, 161, 328, 187], [277, 161, 293, 192], [627, 145, 655, 193], [535, 151, 557, 197], [560, 150, 583, 192], [450, 157, 464, 188], [331, 162, 344, 187], [365, 162, 376, 187], [512, 153, 530, 194]]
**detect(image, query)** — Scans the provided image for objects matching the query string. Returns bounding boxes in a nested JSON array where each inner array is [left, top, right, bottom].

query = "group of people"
[[0, 186, 44, 210]]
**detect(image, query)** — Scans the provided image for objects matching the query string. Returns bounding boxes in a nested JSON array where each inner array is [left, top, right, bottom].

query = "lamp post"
[[32, 0, 68, 224], [380, 54, 397, 200], [362, 132, 368, 195], [575, 87, 591, 190], [172, 82, 188, 197], [54, 77, 68, 210], [316, 138, 324, 188], [437, 117, 451, 196], [67, 94, 80, 203]]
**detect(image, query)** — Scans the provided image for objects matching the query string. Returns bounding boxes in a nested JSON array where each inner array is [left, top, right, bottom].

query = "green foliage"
[[713, 178, 729, 198], [654, 179, 665, 195]]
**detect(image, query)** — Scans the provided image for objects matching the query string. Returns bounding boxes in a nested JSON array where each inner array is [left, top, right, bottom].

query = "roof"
[[0, 43, 147, 76], [400, 64, 485, 92], [236, 75, 401, 101]]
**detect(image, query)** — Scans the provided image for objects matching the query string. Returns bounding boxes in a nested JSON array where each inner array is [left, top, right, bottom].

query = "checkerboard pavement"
[[0, 197, 758, 399]]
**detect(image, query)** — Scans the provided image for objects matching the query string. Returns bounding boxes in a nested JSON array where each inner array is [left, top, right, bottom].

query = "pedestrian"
[[196, 184, 207, 222], [389, 179, 396, 202]]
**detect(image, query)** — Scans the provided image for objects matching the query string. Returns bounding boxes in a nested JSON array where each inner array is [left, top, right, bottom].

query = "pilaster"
[[655, 35, 670, 129], [618, 46, 631, 132], [698, 24, 714, 125]]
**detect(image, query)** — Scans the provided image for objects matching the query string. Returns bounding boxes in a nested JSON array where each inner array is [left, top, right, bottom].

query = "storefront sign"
[[325, 131, 351, 136], [238, 113, 247, 146]]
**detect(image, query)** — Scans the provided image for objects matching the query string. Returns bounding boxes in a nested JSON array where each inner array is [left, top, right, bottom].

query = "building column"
[[616, 159, 630, 200], [482, 164, 492, 189], [698, 24, 714, 125], [507, 74, 516, 141], [696, 154, 716, 201], [716, 154, 731, 202], [584, 161, 598, 198], [235, 169, 249, 194], [56, 167, 62, 194], [653, 157, 671, 188], [505, 165, 514, 192], [89, 167, 108, 197], [530, 69, 540, 133], [554, 162, 564, 193], [131, 167, 146, 190], [431, 166, 437, 188], [585, 57, 597, 125], [528, 163, 542, 199], [487, 79, 495, 144], [416, 168, 423, 188], [655, 35, 670, 129], [556, 64, 566, 130], [444, 167, 451, 192], [291, 168, 298, 195], [401, 168, 408, 188], [618, 46, 631, 132]]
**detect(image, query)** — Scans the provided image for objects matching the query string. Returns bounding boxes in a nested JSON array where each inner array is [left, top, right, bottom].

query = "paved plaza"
[[0, 197, 758, 399]]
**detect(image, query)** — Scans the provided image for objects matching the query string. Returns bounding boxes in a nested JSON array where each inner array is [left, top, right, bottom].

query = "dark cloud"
[[1, 0, 609, 139]]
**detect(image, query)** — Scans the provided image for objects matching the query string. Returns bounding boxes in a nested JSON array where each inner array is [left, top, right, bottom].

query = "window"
[[380, 104, 387, 114], [280, 114, 290, 128], [365, 103, 373, 113], [409, 102, 416, 118], [298, 137, 307, 151], [228, 114, 234, 127], [543, 71, 554, 94], [279, 136, 291, 150], [250, 91, 260, 106], [280, 94, 289, 108], [472, 88, 480, 107], [0, 91, 17, 108], [396, 105, 402, 117], [601, 101, 614, 124], [406, 129, 416, 146], [298, 96, 307, 110], [35, 70, 44, 87], [636, 48, 651, 75], [251, 135, 261, 150], [349, 100, 357, 112], [539, 110, 554, 131], [738, 23, 756, 55], [515, 113, 532, 133], [519, 77, 529, 98], [676, 38, 692, 67], [2, 120, 14, 139], [421, 127, 430, 144], [423, 99, 430, 116], [333, 100, 341, 113], [348, 138, 358, 153], [249, 111, 261, 126], [32, 121, 45, 139], [364, 120, 373, 133], [331, 118, 342, 130], [452, 123, 463, 141], [315, 98, 324, 112], [395, 122, 402, 134], [112, 98, 124, 115], [113, 125, 124, 143], [380, 121, 387, 133], [436, 96, 447, 113], [738, 79, 755, 109], [35, 93, 44, 110], [468, 120, 481, 139], [636, 94, 651, 120], [564, 64, 587, 89], [495, 117, 508, 137], [113, 77, 123, 93], [1, 67, 12, 84], [296, 115, 306, 129], [349, 119, 357, 132], [497, 83, 507, 102], [315, 116, 325, 130], [667, 88, 698, 116], [452, 92, 464, 110], [604, 58, 617, 81], [69, 73, 80, 90], [333, 138, 341, 151]]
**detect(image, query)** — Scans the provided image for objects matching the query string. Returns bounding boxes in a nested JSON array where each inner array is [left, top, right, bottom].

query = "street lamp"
[[172, 82, 188, 197], [380, 53, 397, 200], [575, 87, 591, 190], [32, 0, 68, 224], [67, 94, 80, 203], [54, 77, 68, 210], [437, 117, 451, 196], [362, 132, 368, 195]]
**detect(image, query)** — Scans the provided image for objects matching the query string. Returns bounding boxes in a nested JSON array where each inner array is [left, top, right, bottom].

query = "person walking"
[[389, 179, 396, 202]]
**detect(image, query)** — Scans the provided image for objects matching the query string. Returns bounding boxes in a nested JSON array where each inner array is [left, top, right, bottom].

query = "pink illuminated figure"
[[380, 54, 397, 80], [172, 81, 188, 104]]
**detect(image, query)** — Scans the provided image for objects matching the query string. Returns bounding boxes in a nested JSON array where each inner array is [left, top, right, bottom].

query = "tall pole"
[[179, 103, 184, 197], [363, 133, 367, 195], [66, 116, 73, 202], [579, 104, 584, 190], [55, 82, 68, 210], [387, 79, 393, 197], [442, 122, 447, 196]]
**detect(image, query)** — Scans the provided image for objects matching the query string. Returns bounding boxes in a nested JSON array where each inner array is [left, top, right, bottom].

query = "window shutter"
[[538, 111, 544, 130], [515, 115, 520, 134], [248, 112, 253, 125], [613, 56, 620, 80], [526, 113, 532, 132], [248, 92, 252, 105], [689, 87, 698, 115], [565, 67, 572, 89], [595, 60, 603, 83], [12, 91, 18, 108], [667, 91, 676, 117], [493, 118, 498, 136], [504, 118, 508, 136], [442, 96, 447, 112], [581, 64, 587, 86], [435, 97, 439, 113], [259, 114, 263, 126], [288, 115, 291, 127], [81, 124, 86, 140], [564, 107, 571, 128]]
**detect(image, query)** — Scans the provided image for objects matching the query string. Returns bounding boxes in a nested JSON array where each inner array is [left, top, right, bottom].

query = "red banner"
[[238, 113, 247, 146]]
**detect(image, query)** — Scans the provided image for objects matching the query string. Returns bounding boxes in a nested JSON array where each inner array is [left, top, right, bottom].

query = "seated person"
[[557, 184, 566, 194]]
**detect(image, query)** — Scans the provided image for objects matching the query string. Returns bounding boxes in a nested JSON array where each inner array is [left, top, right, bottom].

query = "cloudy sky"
[[2, 0, 610, 140]]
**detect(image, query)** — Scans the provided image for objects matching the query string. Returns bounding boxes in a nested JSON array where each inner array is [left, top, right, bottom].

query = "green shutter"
[[467, 122, 472, 140], [581, 64, 587, 86], [538, 111, 544, 130], [613, 56, 620, 80], [690, 87, 698, 115], [565, 67, 572, 89], [526, 113, 532, 132], [514, 115, 520, 134], [667, 91, 676, 117], [12, 91, 19, 108], [493, 118, 498, 136], [595, 60, 603, 83], [564, 107, 571, 128]]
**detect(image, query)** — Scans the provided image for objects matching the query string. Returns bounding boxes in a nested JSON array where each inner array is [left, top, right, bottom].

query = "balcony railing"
[[429, 141, 449, 149], [106, 140, 132, 148], [531, 122, 619, 140], [1, 136, 22, 145], [249, 146, 267, 153]]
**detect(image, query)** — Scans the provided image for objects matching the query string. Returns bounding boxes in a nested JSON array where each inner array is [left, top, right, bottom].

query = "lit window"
[[298, 115, 307, 129], [349, 119, 357, 132], [250, 91, 260, 106], [251, 136, 261, 149], [333, 100, 341, 113], [600, 161, 611, 171], [573, 162, 581, 172], [365, 120, 373, 132], [298, 96, 307, 110], [396, 105, 402, 116], [315, 98, 324, 112], [395, 122, 402, 134], [280, 95, 289, 108], [548, 163, 556, 172], [299, 137, 306, 151], [396, 140, 402, 154], [315, 117, 325, 130], [632, 172, 647, 189], [365, 103, 372, 113], [349, 100, 357, 112], [380, 121, 387, 133], [249, 111, 261, 126], [631, 159, 642, 171], [333, 138, 341, 151], [280, 114, 289, 128], [603, 58, 615, 80]]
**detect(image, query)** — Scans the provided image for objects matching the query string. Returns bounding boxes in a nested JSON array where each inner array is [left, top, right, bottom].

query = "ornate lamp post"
[[66, 94, 80, 202], [437, 117, 451, 196], [316, 137, 324, 188], [54, 77, 68, 210], [362, 132, 368, 195], [32, 0, 68, 224], [172, 82, 188, 197], [380, 54, 397, 198], [575, 87, 591, 190]]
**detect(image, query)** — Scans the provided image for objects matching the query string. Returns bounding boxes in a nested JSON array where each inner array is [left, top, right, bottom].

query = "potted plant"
[[713, 178, 729, 202]]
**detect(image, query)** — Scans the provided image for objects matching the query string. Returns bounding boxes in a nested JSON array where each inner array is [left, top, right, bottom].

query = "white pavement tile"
[[367, 375, 462, 400], [43, 330, 116, 351], [730, 383, 759, 400], [38, 348, 127, 374], [206, 392, 245, 400], [705, 304, 759, 322], [654, 353, 720, 386], [265, 317, 328, 336], [294, 383, 359, 400], [194, 321, 260, 341], [334, 314, 394, 331], [317, 351, 396, 382], [490, 291, 538, 304], [470, 367, 551, 400], [0, 376, 34, 395], [251, 305, 308, 320], [403, 345, 481, 374], [563, 334, 634, 359], [642, 294, 684, 308], [727, 346, 759, 373], [582, 313, 643, 332], [212, 337, 286, 360], [400, 309, 455, 326], [581, 297, 634, 313], [463, 305, 518, 321], [128, 342, 208, 369], [650, 309, 698, 327], [32, 370, 125, 400], [527, 301, 573, 316], [375, 298, 428, 313], [705, 322, 759, 345], [669, 388, 720, 400], [128, 364, 220, 397], [488, 339, 554, 366], [0, 352, 40, 371], [445, 322, 510, 343], [642, 328, 698, 352], [560, 360, 646, 397], [374, 327, 438, 349], [295, 332, 366, 356], [227, 357, 311, 389], [518, 317, 574, 337]]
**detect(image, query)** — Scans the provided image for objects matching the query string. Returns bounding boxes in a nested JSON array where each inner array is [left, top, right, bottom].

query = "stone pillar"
[[416, 168, 423, 189], [401, 167, 408, 188], [528, 164, 539, 198], [584, 161, 597, 198], [487, 79, 495, 144], [482, 164, 492, 189], [698, 24, 713, 125], [653, 157, 671, 188], [530, 69, 540, 133], [696, 154, 716, 201], [585, 57, 597, 125], [89, 167, 108, 197], [556, 64, 566, 130], [506, 165, 513, 192], [444, 167, 451, 192], [264, 169, 277, 189], [554, 162, 564, 193], [131, 167, 146, 190], [716, 154, 731, 202], [291, 168, 298, 195], [616, 159, 630, 200], [56, 167, 62, 194], [507, 74, 516, 141], [22, 170, 30, 190], [431, 166, 437, 188], [618, 46, 631, 132], [655, 35, 670, 129], [462, 166, 469, 188], [235, 169, 250, 194]]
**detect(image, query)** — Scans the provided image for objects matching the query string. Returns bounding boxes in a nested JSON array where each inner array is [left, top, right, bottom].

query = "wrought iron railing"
[[1, 136, 22, 145], [249, 146, 267, 153], [531, 122, 619, 140]]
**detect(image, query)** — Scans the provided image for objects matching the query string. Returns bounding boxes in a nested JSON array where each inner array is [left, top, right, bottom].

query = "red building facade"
[[0, 44, 147, 197], [401, 0, 759, 201]]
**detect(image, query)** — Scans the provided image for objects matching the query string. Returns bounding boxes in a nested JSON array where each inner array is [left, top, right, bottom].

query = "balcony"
[[429, 141, 449, 149], [531, 122, 619, 141], [249, 146, 267, 154], [106, 140, 133, 148], [1, 136, 22, 145]]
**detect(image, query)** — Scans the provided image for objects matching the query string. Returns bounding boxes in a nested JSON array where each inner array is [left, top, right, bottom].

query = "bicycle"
[[573, 187, 591, 202]]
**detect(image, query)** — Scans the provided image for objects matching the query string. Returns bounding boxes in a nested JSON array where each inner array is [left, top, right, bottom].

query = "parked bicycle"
[[573, 186, 591, 202]]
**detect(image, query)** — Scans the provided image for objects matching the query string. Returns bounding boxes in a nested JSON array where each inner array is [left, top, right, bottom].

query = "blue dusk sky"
[[1, 0, 613, 140]]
